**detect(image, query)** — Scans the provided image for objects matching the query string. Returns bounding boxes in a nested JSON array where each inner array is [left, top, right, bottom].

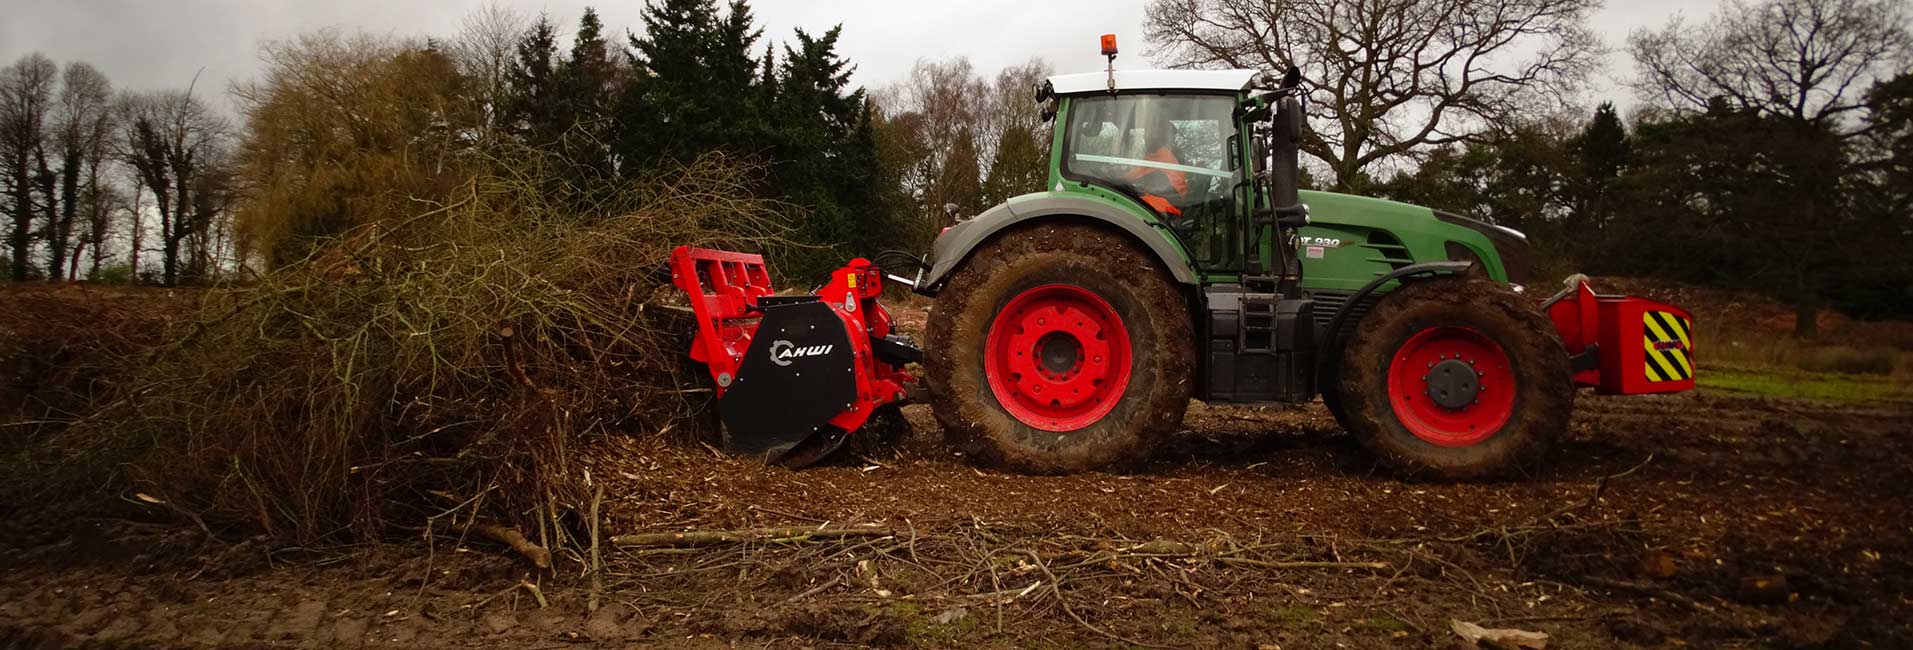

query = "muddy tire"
[[1334, 276, 1571, 479], [925, 223, 1195, 474], [1320, 367, 1348, 426]]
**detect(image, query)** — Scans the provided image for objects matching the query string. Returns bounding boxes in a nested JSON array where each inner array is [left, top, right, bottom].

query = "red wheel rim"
[[1386, 326, 1515, 447], [984, 284, 1132, 432]]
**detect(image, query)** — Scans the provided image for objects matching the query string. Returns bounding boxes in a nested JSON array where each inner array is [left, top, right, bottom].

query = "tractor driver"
[[1122, 112, 1189, 218]]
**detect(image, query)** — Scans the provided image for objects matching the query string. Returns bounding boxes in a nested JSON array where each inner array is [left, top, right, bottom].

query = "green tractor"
[[911, 42, 1695, 478], [673, 39, 1692, 476]]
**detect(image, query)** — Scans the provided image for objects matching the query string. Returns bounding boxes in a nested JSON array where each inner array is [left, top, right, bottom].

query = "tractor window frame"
[[1059, 91, 1247, 272]]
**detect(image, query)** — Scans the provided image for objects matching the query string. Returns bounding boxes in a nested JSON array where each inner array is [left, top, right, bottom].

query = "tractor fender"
[[915, 196, 1198, 296], [1320, 260, 1475, 355]]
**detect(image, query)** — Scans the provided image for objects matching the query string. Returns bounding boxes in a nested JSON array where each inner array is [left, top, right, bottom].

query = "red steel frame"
[[670, 246, 913, 436]]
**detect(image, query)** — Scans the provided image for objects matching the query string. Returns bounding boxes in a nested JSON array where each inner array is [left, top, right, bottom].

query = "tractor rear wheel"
[[925, 223, 1195, 474], [1333, 276, 1571, 479]]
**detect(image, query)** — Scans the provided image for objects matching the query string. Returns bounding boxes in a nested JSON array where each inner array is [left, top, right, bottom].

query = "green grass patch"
[[1699, 367, 1911, 403], [1266, 606, 1323, 628], [1355, 616, 1409, 633]]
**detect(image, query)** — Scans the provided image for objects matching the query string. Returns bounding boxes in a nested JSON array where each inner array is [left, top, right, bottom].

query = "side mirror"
[[1032, 80, 1055, 104], [1280, 66, 1303, 90]]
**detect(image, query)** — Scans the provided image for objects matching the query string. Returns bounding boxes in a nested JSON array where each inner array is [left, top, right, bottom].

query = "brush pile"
[[9, 152, 783, 546]]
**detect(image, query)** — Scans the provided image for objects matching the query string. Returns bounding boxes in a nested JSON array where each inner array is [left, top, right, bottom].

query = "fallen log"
[[612, 526, 896, 548], [474, 524, 552, 569]]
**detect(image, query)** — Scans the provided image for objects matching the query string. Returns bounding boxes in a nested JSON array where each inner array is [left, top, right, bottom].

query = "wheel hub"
[[1425, 358, 1480, 409], [1385, 326, 1516, 447], [984, 285, 1132, 432], [1038, 332, 1083, 375]]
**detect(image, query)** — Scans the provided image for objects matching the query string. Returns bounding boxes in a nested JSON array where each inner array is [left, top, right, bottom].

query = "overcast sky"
[[4, 0, 1714, 112]]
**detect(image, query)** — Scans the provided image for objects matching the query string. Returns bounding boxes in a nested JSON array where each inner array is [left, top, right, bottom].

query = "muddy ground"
[[3, 382, 1909, 649]]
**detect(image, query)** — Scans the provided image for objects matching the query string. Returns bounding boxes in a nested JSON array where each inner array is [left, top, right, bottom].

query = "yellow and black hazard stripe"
[[1642, 311, 1692, 382]]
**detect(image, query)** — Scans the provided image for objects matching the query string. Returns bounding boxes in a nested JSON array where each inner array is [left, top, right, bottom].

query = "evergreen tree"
[[765, 27, 898, 276], [615, 0, 727, 167], [753, 45, 777, 116], [1578, 103, 1630, 181], [1620, 104, 1851, 332], [1833, 73, 1913, 317], [554, 8, 618, 176], [501, 15, 561, 145], [844, 99, 906, 256], [1570, 102, 1630, 257], [981, 125, 1045, 207], [708, 1, 763, 149]]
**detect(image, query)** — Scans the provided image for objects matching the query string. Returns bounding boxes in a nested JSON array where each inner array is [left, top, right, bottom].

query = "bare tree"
[[47, 62, 113, 280], [875, 58, 991, 246], [878, 59, 988, 181], [449, 3, 532, 145], [875, 57, 1054, 247], [1629, 0, 1910, 131], [123, 88, 231, 285], [80, 183, 126, 279], [984, 59, 1055, 160], [112, 93, 152, 280], [1144, 0, 1603, 189], [1, 53, 58, 281]]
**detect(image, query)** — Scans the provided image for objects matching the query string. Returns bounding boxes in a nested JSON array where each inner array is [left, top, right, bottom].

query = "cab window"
[[1063, 94, 1241, 269]]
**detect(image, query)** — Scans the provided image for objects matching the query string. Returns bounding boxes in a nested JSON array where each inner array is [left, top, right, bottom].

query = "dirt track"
[[4, 385, 1910, 649]]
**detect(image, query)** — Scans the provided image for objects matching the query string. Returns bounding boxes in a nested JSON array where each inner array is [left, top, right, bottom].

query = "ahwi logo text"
[[769, 340, 833, 367]]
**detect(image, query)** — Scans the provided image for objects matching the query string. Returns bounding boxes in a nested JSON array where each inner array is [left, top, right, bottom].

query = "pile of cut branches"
[[12, 150, 783, 546]]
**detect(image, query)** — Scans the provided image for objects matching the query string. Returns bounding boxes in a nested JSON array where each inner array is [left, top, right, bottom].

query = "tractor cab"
[[1035, 66, 1308, 288]]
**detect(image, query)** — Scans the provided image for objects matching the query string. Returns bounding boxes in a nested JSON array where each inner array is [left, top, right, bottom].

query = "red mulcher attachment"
[[1542, 278, 1694, 395], [670, 246, 919, 467]]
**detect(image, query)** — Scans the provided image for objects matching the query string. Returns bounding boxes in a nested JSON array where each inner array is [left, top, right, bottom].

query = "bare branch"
[[1627, 0, 1912, 136], [1145, 0, 1603, 188]]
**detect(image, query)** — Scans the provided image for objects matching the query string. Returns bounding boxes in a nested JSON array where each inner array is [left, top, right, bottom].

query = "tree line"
[[3, 0, 1909, 332], [1150, 0, 1912, 332], [2, 0, 1053, 286], [1, 56, 233, 285], [230, 0, 915, 280]]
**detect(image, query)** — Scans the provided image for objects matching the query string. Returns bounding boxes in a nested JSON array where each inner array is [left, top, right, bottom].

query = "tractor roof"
[[1047, 69, 1260, 96]]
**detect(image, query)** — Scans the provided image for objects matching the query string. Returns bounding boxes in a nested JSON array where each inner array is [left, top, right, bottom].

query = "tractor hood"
[[1296, 190, 1533, 289]]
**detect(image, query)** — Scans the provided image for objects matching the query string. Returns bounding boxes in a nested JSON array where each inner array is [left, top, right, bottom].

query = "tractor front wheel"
[[925, 223, 1195, 474], [1333, 276, 1571, 479]]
